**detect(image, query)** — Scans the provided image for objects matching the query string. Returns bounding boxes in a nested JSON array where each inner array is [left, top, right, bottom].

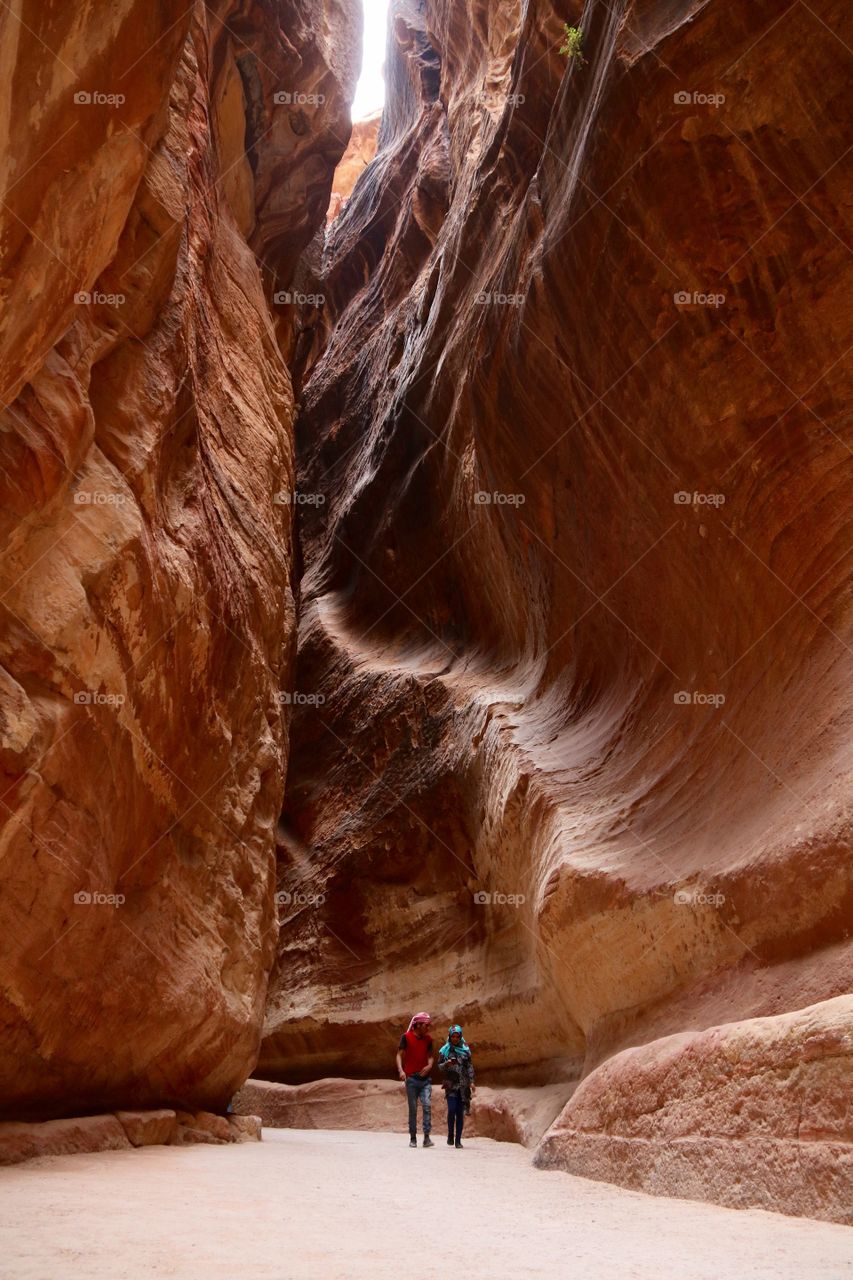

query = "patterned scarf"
[[439, 1024, 471, 1062], [406, 1011, 431, 1033]]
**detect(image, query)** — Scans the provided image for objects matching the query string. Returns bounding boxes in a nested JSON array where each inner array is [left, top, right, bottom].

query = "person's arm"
[[423, 1039, 434, 1075], [396, 1036, 407, 1082], [439, 1055, 459, 1090]]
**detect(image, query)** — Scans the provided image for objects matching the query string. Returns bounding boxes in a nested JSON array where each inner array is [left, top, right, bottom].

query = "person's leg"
[[455, 1097, 465, 1144], [406, 1078, 418, 1140], [446, 1093, 457, 1143], [421, 1078, 432, 1138]]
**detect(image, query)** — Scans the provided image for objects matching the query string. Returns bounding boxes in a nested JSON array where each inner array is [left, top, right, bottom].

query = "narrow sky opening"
[[351, 0, 391, 120]]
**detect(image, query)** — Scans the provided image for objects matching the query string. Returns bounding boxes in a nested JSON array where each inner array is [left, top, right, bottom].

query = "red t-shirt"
[[399, 1031, 433, 1077]]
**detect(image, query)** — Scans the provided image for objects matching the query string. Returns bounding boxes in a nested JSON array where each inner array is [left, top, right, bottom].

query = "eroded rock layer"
[[235, 1076, 573, 1147], [535, 995, 853, 1224], [262, 0, 852, 1212], [0, 0, 357, 1120], [327, 110, 381, 223]]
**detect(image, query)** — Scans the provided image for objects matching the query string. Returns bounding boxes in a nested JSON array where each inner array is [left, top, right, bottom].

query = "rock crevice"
[[261, 0, 852, 1223]]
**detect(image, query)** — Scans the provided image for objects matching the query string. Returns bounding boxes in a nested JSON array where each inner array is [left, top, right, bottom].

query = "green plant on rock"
[[559, 24, 587, 66]]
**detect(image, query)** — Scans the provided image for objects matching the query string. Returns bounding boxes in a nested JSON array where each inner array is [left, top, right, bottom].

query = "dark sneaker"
[[455, 1140, 463, 1148], [409, 1137, 417, 1147], [447, 1137, 454, 1145], [423, 1136, 434, 1148]]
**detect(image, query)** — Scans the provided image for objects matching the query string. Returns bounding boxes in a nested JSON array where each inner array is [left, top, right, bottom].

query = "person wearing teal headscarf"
[[438, 1024, 475, 1148]]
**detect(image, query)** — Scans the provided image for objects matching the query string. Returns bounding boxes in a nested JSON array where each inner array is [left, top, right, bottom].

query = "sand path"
[[0, 1129, 850, 1279]]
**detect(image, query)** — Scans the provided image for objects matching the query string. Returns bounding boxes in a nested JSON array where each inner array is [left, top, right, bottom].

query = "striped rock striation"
[[261, 0, 852, 1221]]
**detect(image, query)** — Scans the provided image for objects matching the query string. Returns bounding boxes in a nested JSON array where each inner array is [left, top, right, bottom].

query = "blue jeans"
[[406, 1075, 431, 1136], [446, 1092, 465, 1143]]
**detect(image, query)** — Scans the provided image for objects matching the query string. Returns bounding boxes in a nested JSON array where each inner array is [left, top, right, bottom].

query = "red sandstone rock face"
[[261, 0, 852, 1212], [234, 1076, 573, 1147], [327, 111, 382, 222], [0, 1106, 260, 1164], [535, 996, 853, 1225], [0, 0, 358, 1120]]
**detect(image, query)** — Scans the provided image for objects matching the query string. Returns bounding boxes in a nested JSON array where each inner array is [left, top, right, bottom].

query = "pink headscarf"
[[406, 1012, 431, 1032]]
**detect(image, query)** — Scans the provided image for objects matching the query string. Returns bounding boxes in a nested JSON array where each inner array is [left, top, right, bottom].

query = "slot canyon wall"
[[0, 0, 850, 1226], [262, 0, 852, 1216], [326, 109, 381, 223], [0, 0, 358, 1120]]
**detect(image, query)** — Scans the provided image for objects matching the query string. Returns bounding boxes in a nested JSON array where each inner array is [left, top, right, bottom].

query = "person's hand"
[[398, 1070, 406, 1083]]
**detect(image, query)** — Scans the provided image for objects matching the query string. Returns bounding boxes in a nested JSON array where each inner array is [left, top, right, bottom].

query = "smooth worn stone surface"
[[234, 1077, 573, 1147], [261, 0, 853, 1222], [1, 0, 849, 1238], [226, 1113, 263, 1142], [0, 0, 358, 1121], [0, 1115, 131, 1165], [184, 1112, 233, 1143], [115, 1110, 178, 1148], [535, 996, 853, 1225], [0, 1106, 255, 1163]]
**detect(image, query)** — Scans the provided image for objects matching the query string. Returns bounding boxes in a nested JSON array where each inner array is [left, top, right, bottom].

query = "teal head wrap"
[[439, 1024, 471, 1062]]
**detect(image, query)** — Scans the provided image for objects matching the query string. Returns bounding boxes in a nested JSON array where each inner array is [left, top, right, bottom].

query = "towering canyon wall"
[[0, 0, 358, 1120], [262, 0, 852, 1213], [326, 110, 381, 223], [1, 0, 849, 1222]]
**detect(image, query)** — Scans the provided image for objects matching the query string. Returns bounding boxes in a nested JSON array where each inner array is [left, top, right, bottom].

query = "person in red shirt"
[[395, 1012, 434, 1147]]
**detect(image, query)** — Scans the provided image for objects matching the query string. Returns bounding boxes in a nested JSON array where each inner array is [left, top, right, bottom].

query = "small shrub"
[[559, 24, 587, 66]]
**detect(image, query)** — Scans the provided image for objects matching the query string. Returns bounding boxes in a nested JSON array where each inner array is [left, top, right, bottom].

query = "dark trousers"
[[446, 1091, 465, 1142]]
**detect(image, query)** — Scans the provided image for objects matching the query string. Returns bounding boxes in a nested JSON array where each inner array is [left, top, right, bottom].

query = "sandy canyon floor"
[[0, 1130, 850, 1279]]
